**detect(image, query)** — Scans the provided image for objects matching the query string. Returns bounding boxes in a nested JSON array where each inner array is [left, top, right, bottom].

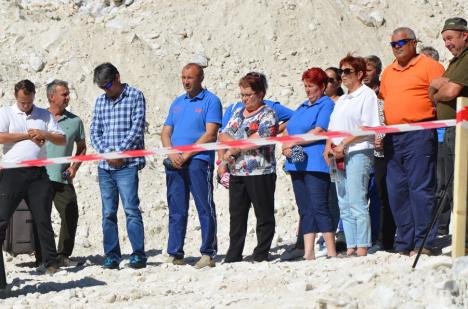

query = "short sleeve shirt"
[[164, 89, 222, 163], [46, 110, 85, 183], [328, 85, 380, 153], [220, 99, 292, 131], [0, 104, 64, 162], [222, 105, 278, 176], [438, 47, 468, 119], [380, 54, 445, 124], [284, 96, 334, 173]]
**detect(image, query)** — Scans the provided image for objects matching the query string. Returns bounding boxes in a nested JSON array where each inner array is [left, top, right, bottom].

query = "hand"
[[223, 150, 236, 163], [107, 159, 124, 168], [375, 138, 384, 151], [168, 153, 184, 169], [323, 148, 332, 166], [282, 147, 292, 158], [31, 138, 45, 147], [333, 143, 345, 160], [65, 166, 77, 179], [217, 164, 228, 176], [28, 129, 48, 141]]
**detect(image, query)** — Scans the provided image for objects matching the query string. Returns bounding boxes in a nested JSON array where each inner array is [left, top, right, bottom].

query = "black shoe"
[[127, 254, 147, 269], [102, 257, 120, 269], [335, 232, 347, 252]]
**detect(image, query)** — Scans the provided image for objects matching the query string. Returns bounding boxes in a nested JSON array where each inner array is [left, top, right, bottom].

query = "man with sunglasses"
[[90, 62, 147, 270], [380, 27, 445, 256], [429, 17, 468, 246]]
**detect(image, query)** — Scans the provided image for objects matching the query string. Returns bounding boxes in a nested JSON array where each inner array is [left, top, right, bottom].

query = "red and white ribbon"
[[0, 118, 457, 169]]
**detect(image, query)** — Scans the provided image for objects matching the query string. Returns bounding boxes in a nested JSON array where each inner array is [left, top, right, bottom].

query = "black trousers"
[[225, 174, 276, 262], [35, 182, 79, 260], [437, 127, 455, 236], [0, 167, 57, 287], [374, 156, 396, 250]]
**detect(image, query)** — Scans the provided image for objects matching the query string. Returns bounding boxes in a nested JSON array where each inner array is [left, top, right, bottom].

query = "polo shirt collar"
[[450, 46, 468, 64], [300, 95, 329, 107], [390, 54, 423, 71], [185, 88, 206, 101], [344, 84, 366, 99], [11, 103, 37, 115]]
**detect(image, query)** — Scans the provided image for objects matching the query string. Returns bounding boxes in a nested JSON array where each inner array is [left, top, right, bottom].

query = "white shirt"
[[328, 84, 380, 153], [0, 104, 64, 163]]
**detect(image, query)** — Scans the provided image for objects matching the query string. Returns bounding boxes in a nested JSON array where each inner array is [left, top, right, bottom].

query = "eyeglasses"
[[240, 92, 256, 98], [340, 68, 355, 75], [390, 39, 414, 48], [98, 81, 113, 90], [328, 77, 336, 83]]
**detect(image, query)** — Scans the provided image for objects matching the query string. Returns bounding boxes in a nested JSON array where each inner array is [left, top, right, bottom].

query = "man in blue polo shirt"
[[161, 63, 222, 269]]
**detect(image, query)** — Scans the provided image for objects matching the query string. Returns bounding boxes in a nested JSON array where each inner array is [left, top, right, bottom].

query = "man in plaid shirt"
[[90, 62, 147, 270]]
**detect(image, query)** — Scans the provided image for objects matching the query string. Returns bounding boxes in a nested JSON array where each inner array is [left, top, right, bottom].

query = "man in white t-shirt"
[[0, 80, 65, 289]]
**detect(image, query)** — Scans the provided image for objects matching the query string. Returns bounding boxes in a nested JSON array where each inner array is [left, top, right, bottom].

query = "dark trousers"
[[52, 182, 79, 257], [374, 156, 396, 250], [35, 182, 79, 261], [225, 173, 276, 262], [291, 172, 333, 233], [437, 127, 455, 236], [0, 167, 57, 286], [385, 130, 437, 252], [166, 159, 217, 258]]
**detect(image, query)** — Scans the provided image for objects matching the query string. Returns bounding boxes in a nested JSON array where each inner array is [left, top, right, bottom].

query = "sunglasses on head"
[[98, 81, 113, 90], [390, 38, 414, 48], [340, 68, 355, 75]]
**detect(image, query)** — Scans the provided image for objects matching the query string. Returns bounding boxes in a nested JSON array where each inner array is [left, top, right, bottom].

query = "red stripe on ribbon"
[[220, 140, 258, 149], [318, 131, 353, 138], [171, 145, 207, 152], [361, 126, 401, 134], [268, 135, 306, 143], [456, 106, 468, 123], [408, 121, 448, 129], [71, 154, 105, 162], [19, 159, 54, 167], [123, 150, 155, 157]]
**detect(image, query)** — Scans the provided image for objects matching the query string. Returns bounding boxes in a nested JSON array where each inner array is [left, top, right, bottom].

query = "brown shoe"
[[194, 255, 215, 269], [410, 248, 432, 257]]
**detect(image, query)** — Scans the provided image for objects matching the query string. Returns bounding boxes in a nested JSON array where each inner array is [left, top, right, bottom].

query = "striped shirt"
[[90, 83, 146, 170]]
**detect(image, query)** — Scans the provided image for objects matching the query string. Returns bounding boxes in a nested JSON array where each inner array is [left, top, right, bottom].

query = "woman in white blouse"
[[324, 54, 380, 257]]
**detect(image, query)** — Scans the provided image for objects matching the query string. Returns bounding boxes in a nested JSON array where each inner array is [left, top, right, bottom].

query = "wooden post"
[[452, 97, 468, 258]]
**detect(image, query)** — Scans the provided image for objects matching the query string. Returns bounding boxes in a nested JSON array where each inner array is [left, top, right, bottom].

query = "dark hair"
[[93, 62, 119, 84], [46, 79, 69, 101], [364, 55, 383, 75], [239, 72, 267, 94], [339, 53, 367, 82], [246, 72, 268, 90], [325, 67, 344, 96], [183, 63, 204, 80], [14, 79, 36, 96], [302, 67, 329, 89]]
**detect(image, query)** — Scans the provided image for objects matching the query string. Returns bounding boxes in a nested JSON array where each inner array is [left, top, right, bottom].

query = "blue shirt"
[[164, 88, 222, 162], [220, 99, 293, 130], [437, 128, 445, 143], [90, 84, 146, 170], [284, 96, 335, 173]]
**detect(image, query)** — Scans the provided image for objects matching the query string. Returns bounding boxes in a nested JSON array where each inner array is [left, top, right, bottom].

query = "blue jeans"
[[335, 149, 373, 248], [98, 166, 145, 260], [165, 159, 217, 259]]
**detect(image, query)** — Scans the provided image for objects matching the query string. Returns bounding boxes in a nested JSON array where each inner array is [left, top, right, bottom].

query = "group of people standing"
[[0, 17, 466, 289]]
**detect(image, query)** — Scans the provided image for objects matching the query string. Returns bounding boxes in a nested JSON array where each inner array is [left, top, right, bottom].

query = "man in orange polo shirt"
[[380, 27, 445, 256]]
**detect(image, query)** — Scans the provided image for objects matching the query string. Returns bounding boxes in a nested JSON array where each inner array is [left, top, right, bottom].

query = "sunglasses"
[[98, 81, 113, 90], [390, 38, 414, 48], [340, 68, 355, 75], [328, 77, 337, 83]]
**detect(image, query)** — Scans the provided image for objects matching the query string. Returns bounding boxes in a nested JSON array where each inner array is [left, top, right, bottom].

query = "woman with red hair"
[[282, 67, 337, 260], [324, 54, 380, 257]]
